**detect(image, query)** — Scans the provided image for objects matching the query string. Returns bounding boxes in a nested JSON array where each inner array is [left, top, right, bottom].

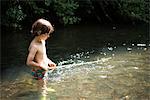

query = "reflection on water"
[[1, 46, 149, 100], [1, 24, 149, 100]]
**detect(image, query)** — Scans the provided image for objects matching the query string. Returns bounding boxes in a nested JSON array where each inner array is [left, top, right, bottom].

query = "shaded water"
[[1, 24, 150, 100]]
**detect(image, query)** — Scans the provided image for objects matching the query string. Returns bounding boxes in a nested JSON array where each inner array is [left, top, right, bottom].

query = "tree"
[[1, 0, 149, 29]]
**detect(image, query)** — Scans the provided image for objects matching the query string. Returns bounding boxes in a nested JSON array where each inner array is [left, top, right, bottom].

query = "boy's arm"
[[26, 46, 40, 68], [47, 58, 56, 70]]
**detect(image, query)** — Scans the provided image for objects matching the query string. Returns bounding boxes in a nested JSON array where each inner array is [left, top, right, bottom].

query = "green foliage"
[[45, 0, 81, 25], [2, 0, 80, 28], [6, 5, 26, 22], [27, 1, 46, 15], [1, 0, 149, 29], [4, 4, 26, 29], [118, 0, 149, 23]]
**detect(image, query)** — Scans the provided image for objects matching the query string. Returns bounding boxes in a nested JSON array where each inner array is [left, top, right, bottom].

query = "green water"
[[1, 47, 149, 100], [1, 24, 149, 100]]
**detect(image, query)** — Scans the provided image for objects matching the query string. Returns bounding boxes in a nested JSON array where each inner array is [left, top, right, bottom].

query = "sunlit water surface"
[[1, 24, 149, 100], [1, 46, 149, 100]]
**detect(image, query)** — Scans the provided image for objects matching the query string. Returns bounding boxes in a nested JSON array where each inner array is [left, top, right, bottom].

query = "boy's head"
[[31, 18, 54, 36]]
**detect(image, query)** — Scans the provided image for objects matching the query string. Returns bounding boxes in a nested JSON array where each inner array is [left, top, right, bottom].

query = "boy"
[[26, 18, 56, 95]]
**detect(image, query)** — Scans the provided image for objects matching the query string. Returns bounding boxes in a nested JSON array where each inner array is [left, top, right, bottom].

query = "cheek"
[[45, 35, 49, 39]]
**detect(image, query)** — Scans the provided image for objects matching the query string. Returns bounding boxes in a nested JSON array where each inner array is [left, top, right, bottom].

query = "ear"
[[37, 30, 42, 35]]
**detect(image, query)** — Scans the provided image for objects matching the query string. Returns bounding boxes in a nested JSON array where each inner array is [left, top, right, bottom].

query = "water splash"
[[46, 57, 112, 81]]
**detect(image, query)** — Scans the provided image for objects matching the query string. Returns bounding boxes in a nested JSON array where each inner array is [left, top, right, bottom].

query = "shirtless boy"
[[26, 18, 56, 81]]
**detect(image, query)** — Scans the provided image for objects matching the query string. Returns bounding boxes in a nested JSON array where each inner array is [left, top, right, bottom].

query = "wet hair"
[[31, 18, 54, 36]]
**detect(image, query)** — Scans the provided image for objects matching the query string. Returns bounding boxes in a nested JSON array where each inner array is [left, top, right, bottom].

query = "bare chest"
[[37, 45, 47, 56]]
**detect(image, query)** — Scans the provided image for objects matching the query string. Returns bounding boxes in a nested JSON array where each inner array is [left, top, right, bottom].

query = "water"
[[1, 24, 150, 100]]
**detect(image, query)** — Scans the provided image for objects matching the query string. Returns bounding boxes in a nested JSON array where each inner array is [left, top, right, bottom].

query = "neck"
[[34, 36, 45, 43]]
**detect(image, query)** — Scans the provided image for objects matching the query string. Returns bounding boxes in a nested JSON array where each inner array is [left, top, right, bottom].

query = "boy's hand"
[[39, 64, 50, 71], [48, 62, 56, 70]]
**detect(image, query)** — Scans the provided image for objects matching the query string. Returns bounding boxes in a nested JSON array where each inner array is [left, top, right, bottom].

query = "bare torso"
[[29, 39, 49, 70]]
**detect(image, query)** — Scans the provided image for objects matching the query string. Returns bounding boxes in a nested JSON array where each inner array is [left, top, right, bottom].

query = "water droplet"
[[133, 67, 138, 69], [112, 26, 116, 30], [112, 54, 115, 56], [137, 44, 146, 47], [104, 53, 107, 56], [100, 52, 103, 54], [129, 51, 132, 53], [86, 52, 89, 54], [90, 50, 95, 53], [87, 56, 90, 58], [144, 48, 147, 51], [99, 75, 107, 78], [127, 47, 132, 51], [121, 95, 129, 100], [108, 47, 113, 51], [123, 43, 126, 46], [76, 53, 80, 59], [107, 43, 111, 45]]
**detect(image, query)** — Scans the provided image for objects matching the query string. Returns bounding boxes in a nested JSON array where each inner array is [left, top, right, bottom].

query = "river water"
[[1, 24, 150, 100]]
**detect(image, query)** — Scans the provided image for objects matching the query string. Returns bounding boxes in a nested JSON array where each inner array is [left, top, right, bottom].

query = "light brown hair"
[[31, 18, 54, 36]]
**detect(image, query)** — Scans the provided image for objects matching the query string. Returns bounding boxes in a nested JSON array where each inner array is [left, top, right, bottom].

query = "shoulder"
[[29, 43, 38, 51]]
